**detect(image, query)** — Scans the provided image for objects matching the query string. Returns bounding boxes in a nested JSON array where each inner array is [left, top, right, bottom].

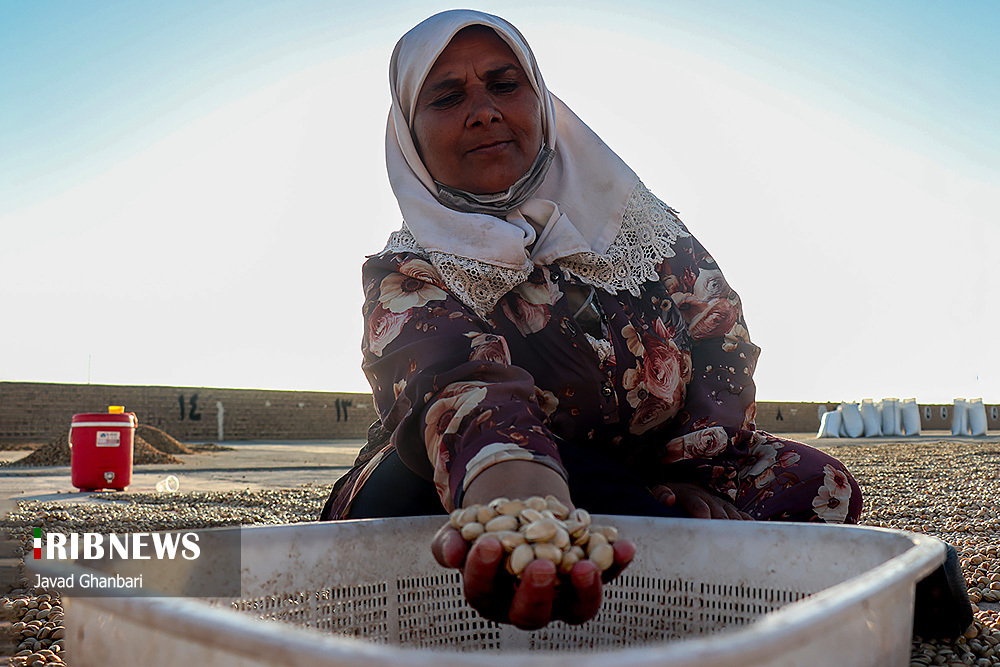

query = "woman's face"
[[412, 26, 543, 195]]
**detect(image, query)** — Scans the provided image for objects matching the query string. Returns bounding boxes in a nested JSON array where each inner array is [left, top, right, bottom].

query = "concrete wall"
[[1, 382, 996, 443], [0, 382, 376, 443], [755, 402, 836, 433], [755, 399, 1000, 434]]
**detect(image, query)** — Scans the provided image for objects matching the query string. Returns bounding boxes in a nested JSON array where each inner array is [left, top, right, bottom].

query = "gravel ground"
[[825, 440, 1000, 666], [2, 440, 999, 666]]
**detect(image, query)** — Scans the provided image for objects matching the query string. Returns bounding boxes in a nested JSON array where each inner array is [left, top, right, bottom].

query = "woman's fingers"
[[723, 503, 753, 521], [508, 559, 559, 630], [600, 539, 636, 583], [721, 502, 741, 520], [654, 482, 752, 521], [437, 529, 517, 624], [701, 493, 751, 520], [694, 493, 739, 520], [431, 524, 469, 568], [681, 494, 713, 519], [709, 497, 731, 520], [462, 537, 507, 617], [650, 484, 675, 506], [557, 560, 602, 624]]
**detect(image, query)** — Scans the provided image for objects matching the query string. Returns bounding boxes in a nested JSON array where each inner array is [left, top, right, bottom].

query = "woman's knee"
[[736, 434, 862, 523]]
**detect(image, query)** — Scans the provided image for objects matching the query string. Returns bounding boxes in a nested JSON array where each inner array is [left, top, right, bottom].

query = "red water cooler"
[[69, 406, 137, 491]]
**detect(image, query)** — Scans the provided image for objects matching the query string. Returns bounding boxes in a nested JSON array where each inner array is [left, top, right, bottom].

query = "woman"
[[321, 9, 862, 630]]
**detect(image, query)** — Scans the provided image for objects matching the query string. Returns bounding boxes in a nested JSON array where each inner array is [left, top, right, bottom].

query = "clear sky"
[[2, 1, 998, 404]]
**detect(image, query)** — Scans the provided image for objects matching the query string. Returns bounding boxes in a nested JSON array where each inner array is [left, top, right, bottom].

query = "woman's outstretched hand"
[[651, 482, 752, 520], [431, 523, 635, 630]]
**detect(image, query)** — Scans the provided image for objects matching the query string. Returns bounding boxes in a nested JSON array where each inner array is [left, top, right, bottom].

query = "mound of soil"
[[136, 424, 194, 455], [133, 437, 184, 464], [7, 433, 72, 466], [6, 432, 183, 467], [187, 443, 236, 452]]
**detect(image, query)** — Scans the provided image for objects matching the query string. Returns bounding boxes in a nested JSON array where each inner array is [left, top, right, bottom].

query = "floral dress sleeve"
[[647, 232, 762, 500], [362, 252, 566, 511]]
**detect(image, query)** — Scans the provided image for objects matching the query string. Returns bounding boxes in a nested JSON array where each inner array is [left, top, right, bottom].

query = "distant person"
[[321, 9, 862, 629]]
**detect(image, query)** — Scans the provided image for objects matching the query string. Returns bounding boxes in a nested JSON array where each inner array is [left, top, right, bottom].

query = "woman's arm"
[[362, 252, 568, 510]]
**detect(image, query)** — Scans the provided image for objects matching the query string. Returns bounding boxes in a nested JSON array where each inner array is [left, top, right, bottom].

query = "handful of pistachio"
[[447, 495, 620, 577]]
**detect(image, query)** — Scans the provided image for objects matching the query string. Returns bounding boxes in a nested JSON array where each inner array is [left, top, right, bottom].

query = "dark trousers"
[[342, 441, 684, 519]]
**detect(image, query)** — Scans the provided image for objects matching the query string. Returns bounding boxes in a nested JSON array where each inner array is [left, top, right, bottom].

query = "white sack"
[[968, 398, 987, 437], [840, 402, 864, 438], [901, 398, 921, 436], [880, 398, 903, 437], [860, 399, 882, 437], [952, 399, 969, 436], [817, 409, 842, 438]]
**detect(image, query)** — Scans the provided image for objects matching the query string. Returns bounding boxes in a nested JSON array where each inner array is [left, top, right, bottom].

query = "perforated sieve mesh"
[[234, 582, 390, 643], [229, 574, 810, 652], [396, 571, 503, 650]]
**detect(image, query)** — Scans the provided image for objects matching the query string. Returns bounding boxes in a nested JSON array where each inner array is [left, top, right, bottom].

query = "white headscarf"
[[386, 10, 640, 280]]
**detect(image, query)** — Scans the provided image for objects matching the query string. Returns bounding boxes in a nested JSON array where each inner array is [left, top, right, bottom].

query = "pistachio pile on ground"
[[448, 495, 619, 577]]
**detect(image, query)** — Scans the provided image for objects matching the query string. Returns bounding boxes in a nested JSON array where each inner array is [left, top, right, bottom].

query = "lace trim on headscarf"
[[556, 182, 690, 296], [381, 228, 531, 316], [380, 182, 690, 316]]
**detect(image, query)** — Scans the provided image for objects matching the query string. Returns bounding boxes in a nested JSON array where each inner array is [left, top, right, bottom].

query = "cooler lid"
[[71, 412, 134, 426]]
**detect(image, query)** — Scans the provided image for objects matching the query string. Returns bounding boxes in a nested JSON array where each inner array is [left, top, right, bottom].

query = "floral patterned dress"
[[324, 212, 861, 525]]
